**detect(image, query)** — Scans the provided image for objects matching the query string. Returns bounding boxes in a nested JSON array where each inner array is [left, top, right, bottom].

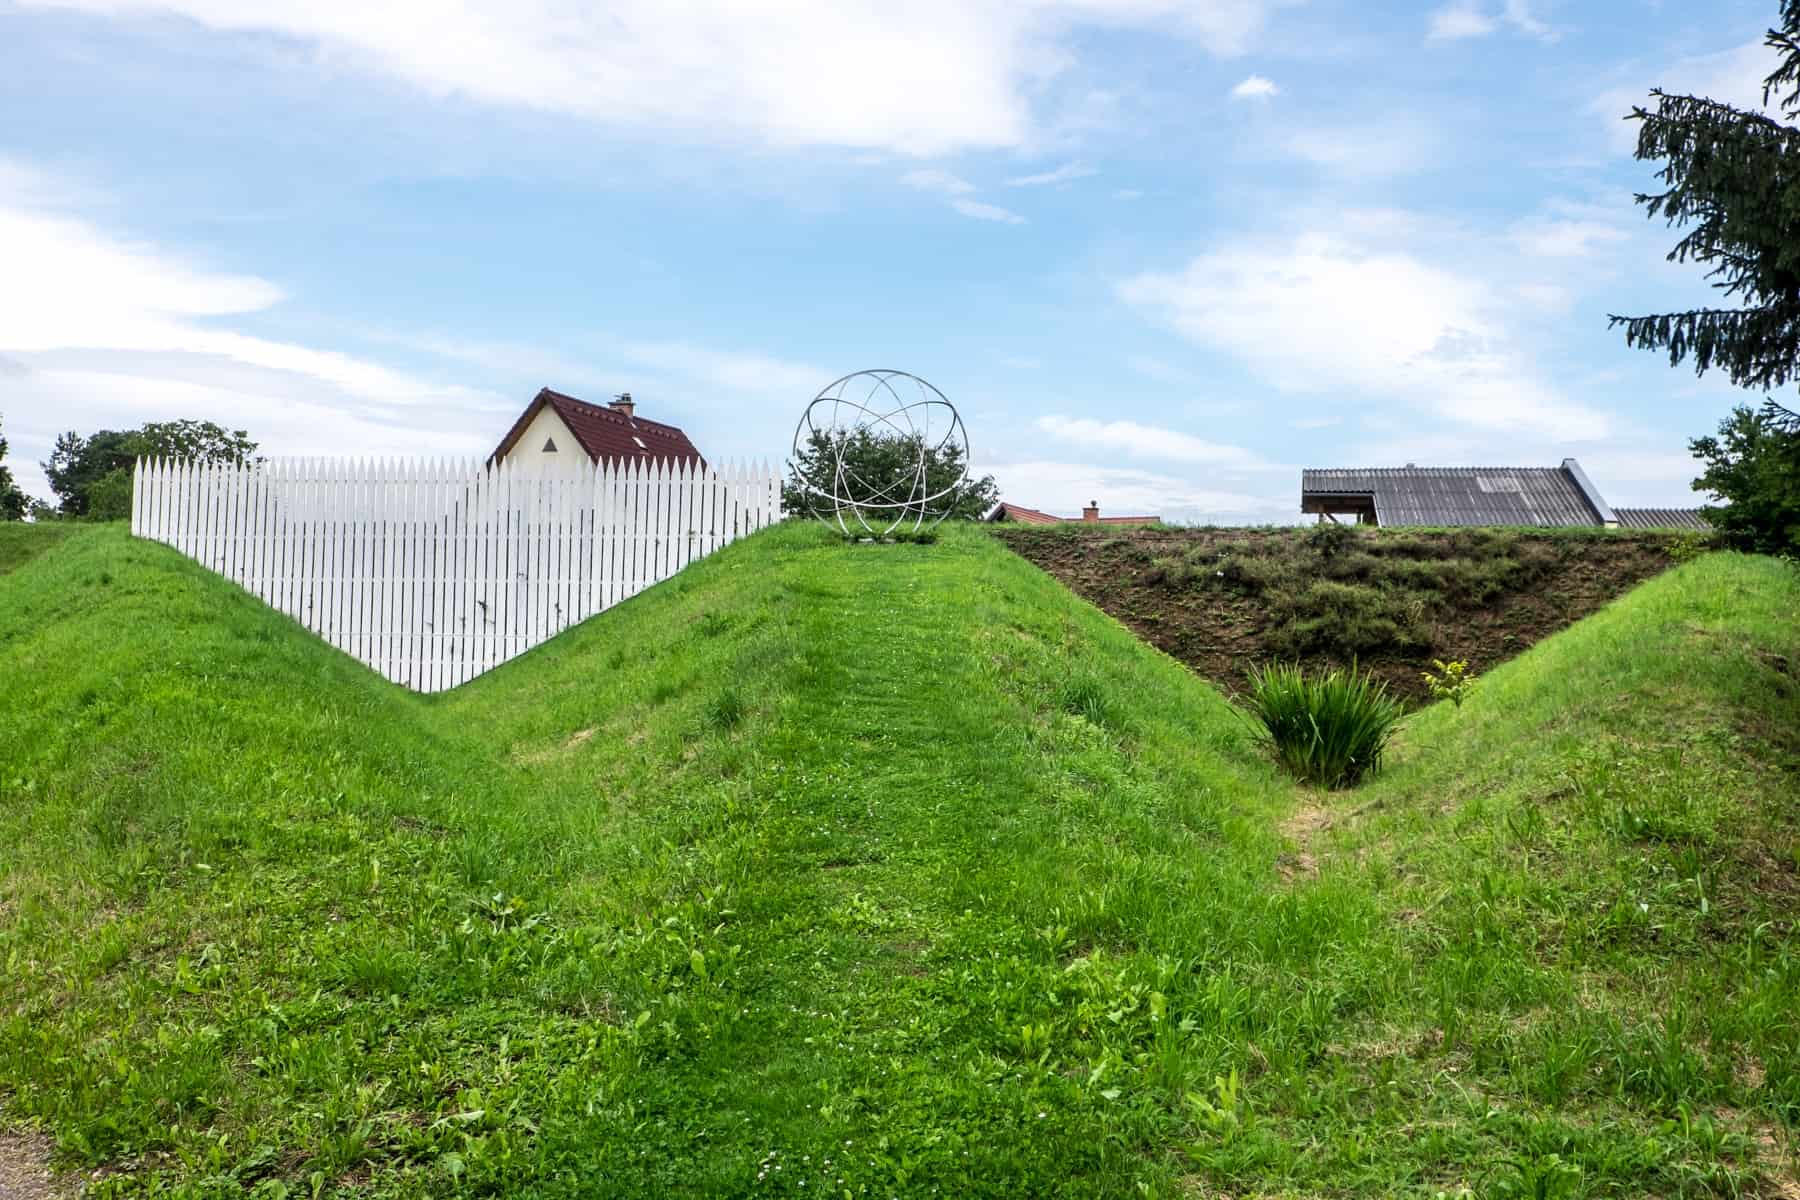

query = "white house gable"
[[503, 404, 578, 472]]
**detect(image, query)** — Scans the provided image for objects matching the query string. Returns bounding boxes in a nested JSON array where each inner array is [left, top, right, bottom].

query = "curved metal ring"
[[789, 370, 970, 535]]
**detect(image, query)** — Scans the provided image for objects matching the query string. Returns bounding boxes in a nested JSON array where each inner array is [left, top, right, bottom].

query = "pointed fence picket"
[[132, 456, 782, 692]]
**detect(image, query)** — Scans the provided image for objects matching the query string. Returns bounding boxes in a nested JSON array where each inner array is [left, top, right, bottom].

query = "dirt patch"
[[0, 1131, 69, 1200], [510, 726, 600, 767], [1280, 802, 1334, 845], [1276, 801, 1333, 881], [1754, 1123, 1799, 1200], [993, 526, 1683, 701]]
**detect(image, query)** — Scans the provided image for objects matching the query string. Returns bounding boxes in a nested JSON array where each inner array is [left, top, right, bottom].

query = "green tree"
[[784, 428, 999, 525], [43, 429, 135, 517], [1610, 2, 1800, 418], [45, 420, 258, 518], [0, 413, 26, 521], [131, 419, 259, 466], [1610, 1, 1800, 551], [1690, 405, 1800, 555]]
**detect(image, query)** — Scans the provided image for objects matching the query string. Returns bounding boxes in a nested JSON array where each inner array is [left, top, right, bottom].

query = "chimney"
[[609, 392, 635, 418], [1082, 500, 1100, 523]]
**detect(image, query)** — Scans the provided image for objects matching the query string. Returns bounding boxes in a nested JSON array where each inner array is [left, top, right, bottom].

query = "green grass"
[[0, 520, 81, 575], [1, 521, 1797, 1197]]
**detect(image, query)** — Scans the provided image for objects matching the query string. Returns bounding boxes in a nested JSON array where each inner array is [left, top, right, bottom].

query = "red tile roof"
[[989, 502, 1162, 525], [991, 502, 1064, 525], [490, 388, 705, 468]]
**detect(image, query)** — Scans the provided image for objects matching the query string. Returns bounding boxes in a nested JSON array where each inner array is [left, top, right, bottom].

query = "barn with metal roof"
[[1300, 458, 1709, 529]]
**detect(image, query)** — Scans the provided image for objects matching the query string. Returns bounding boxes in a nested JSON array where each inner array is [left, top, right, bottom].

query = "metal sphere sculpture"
[[790, 370, 970, 535]]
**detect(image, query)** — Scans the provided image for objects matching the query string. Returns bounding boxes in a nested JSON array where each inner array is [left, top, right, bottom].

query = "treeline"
[[0, 416, 258, 522]]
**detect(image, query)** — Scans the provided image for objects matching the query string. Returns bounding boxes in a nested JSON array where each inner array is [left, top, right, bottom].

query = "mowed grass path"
[[1, 522, 1797, 1197]]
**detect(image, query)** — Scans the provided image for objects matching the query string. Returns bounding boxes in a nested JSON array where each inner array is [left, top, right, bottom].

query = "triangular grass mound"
[[1, 523, 1795, 1197]]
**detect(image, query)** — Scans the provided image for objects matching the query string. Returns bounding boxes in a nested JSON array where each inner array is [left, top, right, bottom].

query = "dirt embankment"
[[992, 524, 1691, 701]]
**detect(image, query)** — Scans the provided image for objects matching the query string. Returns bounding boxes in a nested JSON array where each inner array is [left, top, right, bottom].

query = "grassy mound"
[[1, 522, 1797, 1197], [995, 523, 1693, 700], [0, 522, 79, 576]]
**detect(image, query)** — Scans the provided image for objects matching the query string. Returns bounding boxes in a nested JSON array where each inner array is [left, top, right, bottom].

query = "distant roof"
[[1614, 507, 1711, 532], [986, 502, 1161, 525], [989, 502, 1064, 525], [490, 388, 704, 467], [1301, 459, 1612, 527]]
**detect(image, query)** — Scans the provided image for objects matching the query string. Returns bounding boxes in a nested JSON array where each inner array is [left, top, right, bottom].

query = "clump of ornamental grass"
[[1243, 662, 1404, 788]]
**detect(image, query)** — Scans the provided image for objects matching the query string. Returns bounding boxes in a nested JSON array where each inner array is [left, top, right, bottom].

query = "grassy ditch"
[[1, 522, 1796, 1197]]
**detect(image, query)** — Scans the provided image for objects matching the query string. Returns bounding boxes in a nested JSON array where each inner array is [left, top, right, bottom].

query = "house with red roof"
[[986, 500, 1161, 525], [490, 388, 705, 470]]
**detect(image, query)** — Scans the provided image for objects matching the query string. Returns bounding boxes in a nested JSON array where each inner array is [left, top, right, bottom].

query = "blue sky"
[[1, 0, 1789, 521]]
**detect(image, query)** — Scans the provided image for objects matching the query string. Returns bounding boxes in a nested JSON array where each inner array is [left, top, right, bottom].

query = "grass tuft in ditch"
[[1243, 661, 1404, 787]]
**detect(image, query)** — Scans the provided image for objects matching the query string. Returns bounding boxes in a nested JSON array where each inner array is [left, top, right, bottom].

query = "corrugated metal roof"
[[1300, 462, 1605, 527], [1614, 507, 1711, 531]]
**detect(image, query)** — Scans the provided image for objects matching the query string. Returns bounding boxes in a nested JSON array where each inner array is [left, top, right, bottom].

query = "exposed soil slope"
[[993, 523, 1692, 699]]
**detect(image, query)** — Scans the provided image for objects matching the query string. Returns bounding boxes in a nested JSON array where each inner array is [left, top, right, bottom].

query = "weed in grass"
[[1057, 674, 1116, 727], [1422, 659, 1478, 708], [1243, 662, 1404, 787], [695, 611, 734, 637], [707, 687, 746, 730]]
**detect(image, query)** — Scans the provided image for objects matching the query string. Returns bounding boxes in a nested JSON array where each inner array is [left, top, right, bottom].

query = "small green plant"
[[1143, 554, 1197, 587], [706, 688, 745, 730], [1243, 662, 1404, 788], [1305, 521, 1359, 560], [1421, 659, 1477, 708], [1665, 531, 1712, 563], [1057, 674, 1116, 727]]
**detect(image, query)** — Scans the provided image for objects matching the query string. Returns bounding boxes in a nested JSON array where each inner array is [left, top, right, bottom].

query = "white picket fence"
[[131, 456, 782, 691]]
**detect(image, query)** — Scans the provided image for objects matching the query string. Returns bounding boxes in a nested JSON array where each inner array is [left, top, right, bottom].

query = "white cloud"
[[1280, 120, 1439, 177], [1579, 449, 1704, 506], [1125, 354, 1198, 385], [1113, 188, 1144, 200], [982, 459, 1291, 523], [1502, 0, 1550, 39], [1117, 223, 1610, 441], [1230, 74, 1280, 100], [1035, 415, 1270, 467], [1000, 355, 1042, 369], [1512, 282, 1573, 312], [901, 169, 1026, 222], [1006, 161, 1095, 186], [0, 162, 822, 500], [1509, 217, 1627, 258], [900, 168, 977, 196], [0, 204, 488, 407], [1426, 1, 1496, 41], [950, 197, 1027, 224], [24, 0, 1291, 156], [0, 179, 514, 498], [607, 339, 826, 398]]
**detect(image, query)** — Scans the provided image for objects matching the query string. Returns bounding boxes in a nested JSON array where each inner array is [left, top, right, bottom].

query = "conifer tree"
[[1610, 1, 1800, 430]]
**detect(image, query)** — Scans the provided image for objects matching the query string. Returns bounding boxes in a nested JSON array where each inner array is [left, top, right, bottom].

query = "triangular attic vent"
[[542, 437, 558, 452]]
